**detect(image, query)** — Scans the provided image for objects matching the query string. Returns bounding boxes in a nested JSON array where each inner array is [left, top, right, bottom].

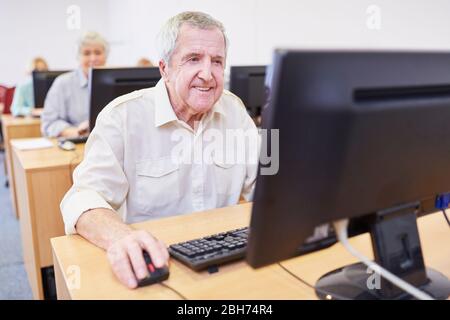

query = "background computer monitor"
[[32, 70, 68, 108], [229, 66, 267, 118], [89, 67, 161, 130], [246, 50, 450, 299]]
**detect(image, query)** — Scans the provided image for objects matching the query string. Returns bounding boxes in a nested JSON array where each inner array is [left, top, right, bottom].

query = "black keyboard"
[[61, 136, 88, 144], [169, 227, 248, 271], [169, 226, 338, 271]]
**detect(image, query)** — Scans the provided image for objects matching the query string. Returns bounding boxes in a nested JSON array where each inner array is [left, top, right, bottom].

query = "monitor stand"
[[315, 203, 450, 300]]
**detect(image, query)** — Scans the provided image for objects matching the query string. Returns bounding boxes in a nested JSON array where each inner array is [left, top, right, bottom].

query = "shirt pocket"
[[135, 157, 180, 213], [212, 157, 242, 196]]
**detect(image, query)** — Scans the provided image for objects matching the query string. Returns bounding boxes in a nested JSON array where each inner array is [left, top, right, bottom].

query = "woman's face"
[[79, 42, 107, 76]]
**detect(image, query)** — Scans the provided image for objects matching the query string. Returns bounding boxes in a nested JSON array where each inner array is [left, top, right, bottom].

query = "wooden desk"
[[1, 114, 41, 218], [51, 203, 450, 300], [12, 139, 84, 299]]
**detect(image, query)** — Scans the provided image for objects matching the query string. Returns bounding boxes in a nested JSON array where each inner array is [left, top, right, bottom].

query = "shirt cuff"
[[60, 189, 114, 235], [46, 120, 71, 137]]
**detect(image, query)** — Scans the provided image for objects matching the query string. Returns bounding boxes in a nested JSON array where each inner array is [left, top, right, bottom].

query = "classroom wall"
[[106, 0, 450, 68], [2, 0, 450, 86], [0, 0, 110, 86]]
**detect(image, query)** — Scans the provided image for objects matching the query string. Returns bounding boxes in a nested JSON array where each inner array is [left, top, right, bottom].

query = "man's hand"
[[106, 230, 169, 289], [76, 208, 170, 289], [30, 108, 43, 117], [60, 127, 80, 138], [77, 120, 89, 135]]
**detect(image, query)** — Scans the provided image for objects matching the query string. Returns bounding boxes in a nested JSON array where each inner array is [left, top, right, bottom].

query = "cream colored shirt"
[[60, 79, 259, 234]]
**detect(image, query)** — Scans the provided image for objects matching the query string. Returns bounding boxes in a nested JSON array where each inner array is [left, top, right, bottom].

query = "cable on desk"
[[442, 209, 450, 227], [277, 262, 350, 300], [159, 281, 187, 300], [333, 219, 433, 300]]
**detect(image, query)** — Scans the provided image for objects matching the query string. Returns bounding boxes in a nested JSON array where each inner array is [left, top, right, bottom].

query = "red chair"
[[0, 85, 15, 114], [3, 86, 15, 115]]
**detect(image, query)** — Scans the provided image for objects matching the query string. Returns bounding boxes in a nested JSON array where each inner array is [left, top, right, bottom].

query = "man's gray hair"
[[156, 11, 229, 64], [77, 31, 110, 57]]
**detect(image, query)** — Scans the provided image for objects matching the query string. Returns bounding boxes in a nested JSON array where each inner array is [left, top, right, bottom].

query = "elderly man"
[[61, 12, 258, 289]]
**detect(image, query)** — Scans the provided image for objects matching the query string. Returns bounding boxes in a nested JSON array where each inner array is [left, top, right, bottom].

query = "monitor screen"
[[32, 70, 68, 108], [229, 66, 266, 118], [246, 50, 450, 299], [89, 67, 161, 130]]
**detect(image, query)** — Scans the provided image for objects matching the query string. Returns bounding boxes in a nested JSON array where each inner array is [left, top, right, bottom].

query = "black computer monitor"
[[89, 67, 161, 130], [229, 66, 266, 118], [32, 70, 68, 108], [246, 50, 450, 300]]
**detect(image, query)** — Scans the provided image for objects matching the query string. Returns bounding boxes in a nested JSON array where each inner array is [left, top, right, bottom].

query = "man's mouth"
[[194, 86, 213, 92]]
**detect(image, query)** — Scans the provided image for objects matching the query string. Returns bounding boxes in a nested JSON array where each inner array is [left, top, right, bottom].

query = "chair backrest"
[[1, 86, 15, 114]]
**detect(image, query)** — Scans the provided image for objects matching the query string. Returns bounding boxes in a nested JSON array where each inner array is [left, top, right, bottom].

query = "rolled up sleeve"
[[60, 109, 129, 234]]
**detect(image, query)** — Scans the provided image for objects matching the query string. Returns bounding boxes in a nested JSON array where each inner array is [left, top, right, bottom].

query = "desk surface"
[[1, 114, 41, 126], [51, 203, 450, 300], [12, 138, 84, 171]]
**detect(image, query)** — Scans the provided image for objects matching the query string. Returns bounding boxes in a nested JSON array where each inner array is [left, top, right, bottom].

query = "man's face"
[[79, 43, 107, 76], [160, 24, 226, 117]]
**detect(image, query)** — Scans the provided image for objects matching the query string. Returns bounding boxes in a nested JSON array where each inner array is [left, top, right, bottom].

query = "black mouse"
[[137, 251, 170, 287]]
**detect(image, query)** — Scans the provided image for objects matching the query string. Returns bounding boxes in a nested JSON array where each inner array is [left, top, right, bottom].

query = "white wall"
[[106, 0, 450, 68], [0, 0, 110, 86], [2, 0, 450, 86]]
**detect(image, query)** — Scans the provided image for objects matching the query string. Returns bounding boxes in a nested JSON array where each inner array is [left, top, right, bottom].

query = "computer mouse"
[[58, 140, 76, 151], [137, 251, 170, 287]]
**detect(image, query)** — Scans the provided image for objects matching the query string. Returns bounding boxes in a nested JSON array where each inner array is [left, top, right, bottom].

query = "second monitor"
[[89, 67, 161, 130], [229, 66, 267, 118], [32, 70, 68, 108]]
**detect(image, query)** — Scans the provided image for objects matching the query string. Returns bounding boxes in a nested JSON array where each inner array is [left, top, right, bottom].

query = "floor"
[[0, 150, 33, 299]]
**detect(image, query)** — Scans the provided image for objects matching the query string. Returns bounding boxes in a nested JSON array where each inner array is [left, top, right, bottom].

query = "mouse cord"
[[159, 282, 187, 300]]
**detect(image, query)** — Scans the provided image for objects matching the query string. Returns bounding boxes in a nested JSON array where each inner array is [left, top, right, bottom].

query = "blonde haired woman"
[[11, 57, 49, 117]]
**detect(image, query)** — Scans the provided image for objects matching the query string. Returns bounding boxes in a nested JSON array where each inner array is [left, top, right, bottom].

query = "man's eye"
[[189, 57, 199, 62], [213, 60, 223, 65]]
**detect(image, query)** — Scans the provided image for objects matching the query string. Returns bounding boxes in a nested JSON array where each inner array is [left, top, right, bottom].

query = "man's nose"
[[198, 60, 212, 82]]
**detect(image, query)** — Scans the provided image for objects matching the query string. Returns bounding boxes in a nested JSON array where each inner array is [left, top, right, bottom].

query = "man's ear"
[[159, 60, 169, 83]]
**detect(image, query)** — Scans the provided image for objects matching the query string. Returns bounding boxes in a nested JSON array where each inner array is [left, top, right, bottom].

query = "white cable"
[[332, 219, 434, 300]]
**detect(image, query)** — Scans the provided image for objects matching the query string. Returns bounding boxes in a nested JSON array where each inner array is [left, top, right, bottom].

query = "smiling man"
[[60, 12, 258, 289]]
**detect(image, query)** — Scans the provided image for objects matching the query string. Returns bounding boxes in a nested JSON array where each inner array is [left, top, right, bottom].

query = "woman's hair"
[[77, 31, 109, 57], [30, 57, 48, 72]]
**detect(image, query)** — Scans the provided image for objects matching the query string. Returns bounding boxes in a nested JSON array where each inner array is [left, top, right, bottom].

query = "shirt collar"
[[76, 68, 88, 88], [154, 79, 179, 127], [154, 79, 226, 128]]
